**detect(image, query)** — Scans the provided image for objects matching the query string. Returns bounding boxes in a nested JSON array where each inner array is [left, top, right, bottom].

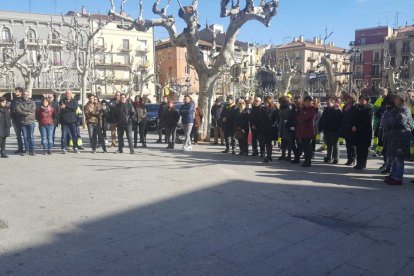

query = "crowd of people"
[[1, 86, 413, 185]]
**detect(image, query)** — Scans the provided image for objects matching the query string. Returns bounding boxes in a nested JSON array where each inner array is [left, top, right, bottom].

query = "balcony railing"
[[24, 38, 46, 46], [0, 37, 14, 45], [52, 60, 64, 66], [118, 45, 131, 53], [95, 42, 108, 51], [135, 46, 149, 55], [48, 39, 62, 46]]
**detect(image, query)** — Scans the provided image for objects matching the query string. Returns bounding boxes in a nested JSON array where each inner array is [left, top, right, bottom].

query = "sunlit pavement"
[[1, 130, 414, 275]]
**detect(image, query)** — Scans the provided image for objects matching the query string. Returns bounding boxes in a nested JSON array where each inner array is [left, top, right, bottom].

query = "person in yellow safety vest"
[[372, 88, 388, 156]]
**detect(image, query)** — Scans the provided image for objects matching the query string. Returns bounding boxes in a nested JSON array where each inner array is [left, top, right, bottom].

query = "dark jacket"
[[383, 106, 413, 158], [234, 107, 251, 133], [10, 96, 21, 122], [35, 106, 55, 126], [340, 104, 357, 139], [278, 103, 292, 140], [132, 103, 148, 124], [194, 106, 204, 128], [50, 101, 60, 126], [179, 103, 195, 124], [158, 102, 168, 126], [15, 98, 36, 125], [211, 103, 223, 128], [296, 105, 317, 139], [261, 107, 279, 142], [250, 104, 263, 133], [286, 105, 299, 136], [351, 104, 373, 147], [108, 98, 118, 124], [221, 103, 237, 131], [0, 107, 12, 137], [114, 102, 135, 127], [59, 98, 79, 124], [164, 108, 181, 129], [319, 107, 342, 133]]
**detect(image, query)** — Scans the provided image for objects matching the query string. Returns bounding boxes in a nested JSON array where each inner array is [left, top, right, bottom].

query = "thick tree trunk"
[[198, 75, 217, 142], [81, 73, 88, 128], [25, 77, 34, 98]]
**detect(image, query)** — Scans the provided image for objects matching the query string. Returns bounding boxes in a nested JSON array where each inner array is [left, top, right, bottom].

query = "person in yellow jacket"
[[68, 106, 84, 149]]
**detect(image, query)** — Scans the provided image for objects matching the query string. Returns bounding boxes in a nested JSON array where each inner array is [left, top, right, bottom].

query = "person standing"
[[10, 87, 24, 153], [318, 96, 342, 164], [278, 96, 293, 161], [0, 97, 12, 158], [296, 96, 318, 167], [47, 93, 59, 147], [191, 104, 204, 145], [221, 95, 237, 154], [234, 99, 250, 156], [383, 95, 413, 185], [261, 96, 279, 163], [351, 96, 373, 170], [15, 91, 36, 156], [289, 96, 302, 164], [59, 89, 80, 154], [211, 98, 224, 145], [250, 97, 265, 157], [108, 92, 120, 147], [179, 95, 195, 151], [114, 93, 135, 154], [132, 96, 148, 148], [164, 100, 181, 149], [340, 94, 357, 166], [156, 96, 168, 143], [84, 94, 107, 153], [35, 98, 55, 155]]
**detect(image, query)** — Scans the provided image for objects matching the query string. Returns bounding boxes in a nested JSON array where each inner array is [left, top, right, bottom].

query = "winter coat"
[[132, 103, 148, 124], [35, 106, 55, 126], [158, 102, 168, 126], [114, 102, 135, 127], [59, 98, 79, 124], [10, 97, 21, 122], [50, 101, 60, 126], [179, 103, 195, 124], [250, 104, 263, 133], [319, 107, 342, 133], [84, 102, 100, 124], [108, 98, 118, 124], [194, 106, 204, 128], [351, 104, 373, 148], [340, 104, 357, 139], [261, 107, 279, 142], [0, 107, 12, 137], [383, 106, 413, 158], [278, 104, 292, 140], [296, 105, 317, 139], [164, 108, 181, 129], [234, 107, 251, 133], [14, 98, 36, 125], [286, 106, 299, 138], [211, 103, 223, 128], [220, 103, 237, 132]]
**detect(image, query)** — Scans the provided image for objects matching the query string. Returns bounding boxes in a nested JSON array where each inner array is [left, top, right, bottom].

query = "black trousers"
[[165, 126, 177, 147], [134, 121, 147, 145], [251, 129, 265, 155], [117, 124, 133, 152], [345, 137, 356, 162], [292, 137, 302, 161], [356, 145, 369, 168], [238, 132, 249, 154], [280, 136, 293, 157], [191, 126, 200, 144], [300, 138, 313, 165], [0, 137, 6, 152], [87, 123, 106, 151]]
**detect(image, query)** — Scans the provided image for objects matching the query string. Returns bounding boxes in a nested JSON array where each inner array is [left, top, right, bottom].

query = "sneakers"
[[386, 177, 403, 185], [74, 148, 80, 154], [183, 146, 190, 151], [323, 157, 332, 163], [91, 149, 96, 154], [1, 154, 9, 158], [332, 159, 339, 164], [130, 150, 135, 155], [29, 151, 35, 156], [61, 149, 67, 154]]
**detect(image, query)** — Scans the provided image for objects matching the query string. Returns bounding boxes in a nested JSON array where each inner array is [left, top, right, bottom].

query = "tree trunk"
[[198, 75, 217, 142], [81, 73, 88, 128], [25, 77, 34, 98]]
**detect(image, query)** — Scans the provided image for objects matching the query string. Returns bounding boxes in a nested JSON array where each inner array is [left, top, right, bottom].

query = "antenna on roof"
[[29, 0, 33, 12]]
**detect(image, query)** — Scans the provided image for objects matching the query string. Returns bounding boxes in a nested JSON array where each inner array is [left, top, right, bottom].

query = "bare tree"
[[109, 0, 279, 140], [383, 47, 414, 94], [1, 40, 51, 97], [317, 29, 339, 97]]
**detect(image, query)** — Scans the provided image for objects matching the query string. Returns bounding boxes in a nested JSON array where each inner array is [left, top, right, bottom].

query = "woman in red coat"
[[296, 96, 318, 167], [35, 98, 55, 155]]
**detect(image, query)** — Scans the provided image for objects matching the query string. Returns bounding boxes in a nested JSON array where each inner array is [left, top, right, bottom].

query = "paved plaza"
[[1, 131, 414, 275]]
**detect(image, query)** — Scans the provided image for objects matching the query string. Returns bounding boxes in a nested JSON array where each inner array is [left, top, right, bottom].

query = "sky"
[[1, 0, 414, 48]]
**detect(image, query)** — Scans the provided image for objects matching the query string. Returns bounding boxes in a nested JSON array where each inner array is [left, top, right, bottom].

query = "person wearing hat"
[[382, 94, 412, 185], [211, 98, 224, 145], [295, 95, 318, 167], [351, 96, 373, 170], [220, 95, 236, 154]]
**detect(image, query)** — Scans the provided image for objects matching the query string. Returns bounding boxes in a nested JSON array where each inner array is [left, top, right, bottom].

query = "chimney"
[[313, 37, 319, 44], [299, 35, 305, 42], [293, 37, 298, 42], [81, 6, 87, 15]]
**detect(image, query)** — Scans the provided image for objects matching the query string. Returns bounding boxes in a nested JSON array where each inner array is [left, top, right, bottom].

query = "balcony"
[[24, 38, 46, 46], [0, 37, 14, 46], [96, 61, 132, 68], [118, 45, 131, 53], [48, 39, 63, 47], [135, 46, 149, 55], [95, 42, 108, 51], [52, 60, 64, 66], [402, 47, 411, 54], [354, 72, 364, 78], [307, 56, 317, 62]]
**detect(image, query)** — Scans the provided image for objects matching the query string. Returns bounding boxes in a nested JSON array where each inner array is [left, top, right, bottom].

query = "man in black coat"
[[156, 96, 168, 143], [114, 93, 135, 154], [250, 97, 265, 157], [59, 90, 80, 154], [108, 92, 121, 147], [319, 97, 342, 164], [10, 87, 24, 153], [351, 96, 373, 170], [0, 97, 11, 158], [211, 98, 224, 145], [220, 95, 236, 154]]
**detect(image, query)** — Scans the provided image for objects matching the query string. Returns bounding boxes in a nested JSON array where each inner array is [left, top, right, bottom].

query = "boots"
[[1, 150, 8, 158]]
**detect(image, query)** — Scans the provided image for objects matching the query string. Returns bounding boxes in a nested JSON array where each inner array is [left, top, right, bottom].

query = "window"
[[27, 29, 36, 42], [355, 52, 363, 63], [373, 51, 381, 63], [390, 56, 396, 67], [371, 64, 380, 76], [28, 49, 38, 65], [122, 39, 129, 51], [1, 27, 11, 42], [402, 56, 410, 66], [50, 31, 59, 44], [389, 42, 396, 54], [402, 41, 410, 53], [123, 70, 130, 80], [96, 53, 105, 64], [51, 50, 62, 66], [360, 38, 366, 45], [185, 65, 190, 75], [168, 67, 172, 75], [96, 37, 104, 48], [123, 54, 130, 65], [107, 53, 113, 64]]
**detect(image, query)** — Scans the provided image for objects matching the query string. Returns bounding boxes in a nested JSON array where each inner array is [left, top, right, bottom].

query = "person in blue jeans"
[[59, 90, 80, 154], [36, 98, 56, 155], [179, 95, 195, 151], [14, 91, 36, 156], [10, 87, 24, 153]]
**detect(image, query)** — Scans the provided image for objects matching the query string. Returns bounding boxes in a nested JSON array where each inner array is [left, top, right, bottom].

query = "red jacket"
[[296, 105, 317, 139], [36, 106, 55, 126]]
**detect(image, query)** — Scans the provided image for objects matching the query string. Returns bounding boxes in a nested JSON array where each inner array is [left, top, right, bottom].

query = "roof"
[[276, 40, 345, 54], [198, 25, 249, 51]]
